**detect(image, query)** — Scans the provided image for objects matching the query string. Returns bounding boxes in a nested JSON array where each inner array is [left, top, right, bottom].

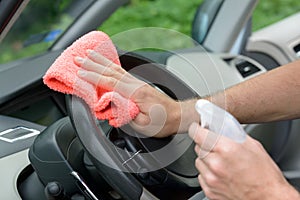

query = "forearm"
[[219, 60, 300, 124], [177, 59, 300, 132]]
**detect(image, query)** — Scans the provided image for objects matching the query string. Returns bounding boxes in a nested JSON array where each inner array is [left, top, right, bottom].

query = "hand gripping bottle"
[[195, 99, 246, 143]]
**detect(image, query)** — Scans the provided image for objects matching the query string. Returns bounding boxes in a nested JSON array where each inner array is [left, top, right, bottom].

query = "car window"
[[0, 0, 91, 65], [252, 0, 300, 31], [100, 0, 203, 51], [100, 0, 300, 51]]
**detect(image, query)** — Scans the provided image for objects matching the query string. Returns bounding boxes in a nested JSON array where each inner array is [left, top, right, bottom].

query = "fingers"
[[75, 56, 124, 81], [74, 56, 126, 84], [74, 50, 147, 97], [188, 123, 220, 156], [78, 68, 147, 100], [129, 103, 167, 137], [87, 49, 126, 74], [87, 49, 122, 71], [196, 159, 224, 200], [77, 70, 118, 91], [74, 49, 129, 83], [195, 157, 210, 177]]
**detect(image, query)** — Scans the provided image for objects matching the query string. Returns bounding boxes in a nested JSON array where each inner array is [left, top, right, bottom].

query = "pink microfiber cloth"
[[43, 31, 139, 127]]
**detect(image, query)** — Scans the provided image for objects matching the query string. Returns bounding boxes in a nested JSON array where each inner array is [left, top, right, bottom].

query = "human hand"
[[188, 123, 300, 200], [75, 50, 184, 138]]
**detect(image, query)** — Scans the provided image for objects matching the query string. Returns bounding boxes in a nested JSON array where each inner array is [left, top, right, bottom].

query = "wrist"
[[283, 184, 300, 200], [176, 99, 199, 133], [204, 91, 230, 112], [262, 181, 300, 200]]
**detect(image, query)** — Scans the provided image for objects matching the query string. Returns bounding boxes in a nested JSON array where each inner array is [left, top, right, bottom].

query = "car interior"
[[1, 0, 300, 199]]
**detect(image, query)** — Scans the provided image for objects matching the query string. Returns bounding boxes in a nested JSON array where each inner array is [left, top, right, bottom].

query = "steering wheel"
[[67, 52, 201, 200]]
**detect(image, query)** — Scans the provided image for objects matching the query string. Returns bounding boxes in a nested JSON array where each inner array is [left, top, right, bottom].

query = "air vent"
[[294, 43, 300, 58], [235, 59, 260, 78]]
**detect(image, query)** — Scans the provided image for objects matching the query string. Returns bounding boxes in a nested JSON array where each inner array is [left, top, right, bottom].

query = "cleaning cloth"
[[43, 31, 139, 127]]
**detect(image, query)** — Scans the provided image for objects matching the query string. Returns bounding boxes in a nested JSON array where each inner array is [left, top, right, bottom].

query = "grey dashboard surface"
[[166, 52, 266, 97], [0, 50, 62, 105], [0, 115, 45, 158]]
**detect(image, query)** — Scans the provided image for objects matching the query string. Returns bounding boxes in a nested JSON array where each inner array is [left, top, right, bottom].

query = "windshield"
[[0, 0, 91, 64]]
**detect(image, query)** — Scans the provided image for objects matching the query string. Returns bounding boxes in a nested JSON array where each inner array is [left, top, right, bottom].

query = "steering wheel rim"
[[68, 52, 200, 199]]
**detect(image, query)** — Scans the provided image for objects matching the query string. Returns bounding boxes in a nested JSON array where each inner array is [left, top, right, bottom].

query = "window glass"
[[0, 0, 88, 64], [100, 0, 300, 50], [100, 0, 203, 51], [253, 0, 300, 31]]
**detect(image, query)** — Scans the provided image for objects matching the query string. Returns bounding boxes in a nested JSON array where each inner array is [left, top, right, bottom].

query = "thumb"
[[188, 122, 220, 157]]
